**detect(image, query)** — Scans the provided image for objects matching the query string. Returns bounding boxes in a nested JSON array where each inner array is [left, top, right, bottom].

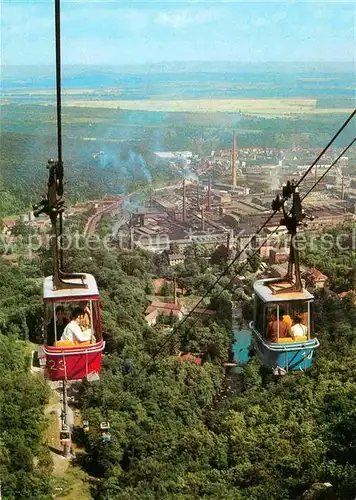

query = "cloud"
[[155, 9, 216, 29]]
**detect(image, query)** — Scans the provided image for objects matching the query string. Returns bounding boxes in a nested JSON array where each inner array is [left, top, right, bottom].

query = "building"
[[144, 300, 186, 323], [168, 254, 185, 266], [269, 263, 328, 289]]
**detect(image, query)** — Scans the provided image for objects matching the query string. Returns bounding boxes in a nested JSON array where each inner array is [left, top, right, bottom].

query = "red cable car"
[[41, 273, 105, 381]]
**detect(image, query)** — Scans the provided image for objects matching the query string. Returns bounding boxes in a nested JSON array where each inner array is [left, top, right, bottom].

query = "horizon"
[[1, 1, 355, 67]]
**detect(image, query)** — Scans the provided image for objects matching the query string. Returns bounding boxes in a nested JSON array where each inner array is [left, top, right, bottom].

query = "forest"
[[1, 223, 356, 499]]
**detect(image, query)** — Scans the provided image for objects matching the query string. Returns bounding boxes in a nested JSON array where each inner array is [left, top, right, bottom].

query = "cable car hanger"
[[33, 0, 87, 291], [270, 180, 314, 294]]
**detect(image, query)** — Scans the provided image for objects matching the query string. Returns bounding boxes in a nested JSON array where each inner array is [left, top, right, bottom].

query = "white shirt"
[[61, 320, 92, 343], [290, 323, 307, 338]]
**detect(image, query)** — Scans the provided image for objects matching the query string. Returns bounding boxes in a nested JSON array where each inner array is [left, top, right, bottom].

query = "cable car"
[[251, 278, 319, 374], [100, 422, 111, 442], [42, 273, 105, 381], [60, 423, 71, 446], [250, 181, 320, 374]]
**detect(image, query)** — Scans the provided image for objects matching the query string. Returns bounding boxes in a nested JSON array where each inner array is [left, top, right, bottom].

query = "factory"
[[121, 134, 355, 258]]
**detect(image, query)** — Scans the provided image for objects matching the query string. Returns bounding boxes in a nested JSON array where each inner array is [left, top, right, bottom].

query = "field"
[[59, 97, 353, 117]]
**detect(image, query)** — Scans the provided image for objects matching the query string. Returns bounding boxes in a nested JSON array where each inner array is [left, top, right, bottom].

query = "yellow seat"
[[278, 337, 294, 343], [55, 339, 74, 347], [278, 336, 308, 343], [55, 340, 91, 348]]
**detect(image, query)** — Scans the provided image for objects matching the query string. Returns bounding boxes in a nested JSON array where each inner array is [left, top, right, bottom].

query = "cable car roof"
[[43, 273, 99, 301], [254, 278, 314, 303]]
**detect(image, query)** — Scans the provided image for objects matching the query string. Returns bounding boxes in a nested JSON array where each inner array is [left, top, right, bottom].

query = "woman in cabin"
[[61, 307, 92, 344], [78, 301, 91, 331], [290, 315, 307, 339]]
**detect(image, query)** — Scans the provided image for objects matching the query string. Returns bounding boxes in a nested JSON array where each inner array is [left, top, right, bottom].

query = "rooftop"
[[254, 278, 314, 303], [43, 273, 100, 301]]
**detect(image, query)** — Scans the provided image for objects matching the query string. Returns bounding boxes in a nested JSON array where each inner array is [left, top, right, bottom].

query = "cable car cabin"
[[40, 273, 105, 381], [251, 278, 319, 374]]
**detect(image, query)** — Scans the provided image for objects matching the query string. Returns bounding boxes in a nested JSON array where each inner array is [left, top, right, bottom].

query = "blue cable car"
[[250, 181, 320, 374], [251, 279, 319, 374]]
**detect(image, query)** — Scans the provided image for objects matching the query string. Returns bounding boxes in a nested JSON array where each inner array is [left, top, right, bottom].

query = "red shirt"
[[268, 320, 289, 343]]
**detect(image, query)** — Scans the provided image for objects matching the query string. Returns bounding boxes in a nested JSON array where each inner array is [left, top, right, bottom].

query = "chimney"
[[207, 177, 212, 211], [201, 206, 205, 231], [173, 276, 177, 305], [182, 179, 186, 222], [149, 185, 152, 208], [341, 176, 344, 200], [130, 228, 134, 250], [232, 131, 237, 187], [196, 181, 200, 208], [139, 214, 145, 226], [227, 231, 231, 251]]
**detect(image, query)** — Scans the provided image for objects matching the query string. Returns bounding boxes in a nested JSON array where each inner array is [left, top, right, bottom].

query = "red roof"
[[145, 300, 183, 317], [2, 218, 16, 227], [150, 300, 182, 311], [309, 268, 328, 281], [179, 353, 202, 365], [338, 290, 356, 299]]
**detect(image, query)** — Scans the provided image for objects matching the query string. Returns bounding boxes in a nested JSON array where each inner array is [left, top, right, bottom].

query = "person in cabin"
[[267, 309, 290, 343], [78, 301, 91, 330], [290, 315, 307, 339], [61, 307, 92, 344], [282, 313, 292, 328], [47, 306, 69, 345]]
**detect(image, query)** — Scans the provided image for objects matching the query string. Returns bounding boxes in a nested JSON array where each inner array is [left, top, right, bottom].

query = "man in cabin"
[[47, 306, 69, 345], [267, 309, 290, 343], [61, 307, 92, 344], [290, 315, 307, 339]]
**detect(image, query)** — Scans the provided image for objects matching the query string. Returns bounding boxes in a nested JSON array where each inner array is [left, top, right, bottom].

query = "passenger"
[[290, 315, 307, 339], [268, 310, 290, 343], [47, 306, 69, 345], [78, 301, 91, 330], [61, 307, 92, 344], [282, 313, 293, 327]]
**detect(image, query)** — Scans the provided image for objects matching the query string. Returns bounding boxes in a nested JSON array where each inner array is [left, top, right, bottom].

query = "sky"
[[1, 1, 355, 66]]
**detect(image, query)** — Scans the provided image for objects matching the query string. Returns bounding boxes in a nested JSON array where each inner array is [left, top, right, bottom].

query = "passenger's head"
[[71, 307, 84, 323], [270, 309, 277, 321], [294, 315, 303, 324], [56, 306, 65, 320], [279, 308, 285, 320]]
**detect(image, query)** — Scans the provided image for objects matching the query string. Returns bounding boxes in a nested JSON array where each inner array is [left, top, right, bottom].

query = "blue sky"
[[1, 1, 355, 66]]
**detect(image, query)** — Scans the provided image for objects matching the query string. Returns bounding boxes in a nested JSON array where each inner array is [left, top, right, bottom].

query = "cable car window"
[[44, 300, 100, 346], [264, 300, 311, 342]]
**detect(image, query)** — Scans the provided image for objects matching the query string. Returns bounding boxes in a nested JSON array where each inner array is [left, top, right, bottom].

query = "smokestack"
[[201, 206, 205, 231], [197, 181, 200, 208], [232, 131, 237, 187], [173, 275, 177, 305], [149, 185, 152, 208], [207, 177, 212, 211], [182, 179, 186, 222], [227, 231, 231, 251], [341, 176, 344, 200]]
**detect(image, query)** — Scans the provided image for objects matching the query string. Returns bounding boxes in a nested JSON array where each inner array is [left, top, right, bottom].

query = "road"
[[83, 182, 186, 236], [84, 198, 123, 234]]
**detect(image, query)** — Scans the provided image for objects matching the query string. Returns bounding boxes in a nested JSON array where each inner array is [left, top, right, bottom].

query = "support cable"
[[55, 0, 64, 269]]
